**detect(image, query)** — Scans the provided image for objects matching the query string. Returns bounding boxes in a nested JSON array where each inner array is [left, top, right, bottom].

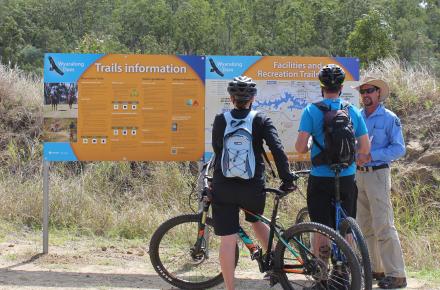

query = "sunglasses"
[[359, 87, 378, 94]]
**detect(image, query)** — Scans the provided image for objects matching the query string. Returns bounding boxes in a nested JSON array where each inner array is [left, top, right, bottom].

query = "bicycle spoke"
[[149, 214, 235, 289], [274, 222, 361, 290]]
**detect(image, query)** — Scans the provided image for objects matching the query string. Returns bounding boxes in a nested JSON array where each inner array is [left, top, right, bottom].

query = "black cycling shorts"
[[211, 181, 266, 236], [307, 174, 358, 229]]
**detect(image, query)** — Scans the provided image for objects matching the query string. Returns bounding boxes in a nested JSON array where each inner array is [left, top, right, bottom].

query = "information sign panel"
[[43, 54, 205, 161], [205, 56, 359, 161]]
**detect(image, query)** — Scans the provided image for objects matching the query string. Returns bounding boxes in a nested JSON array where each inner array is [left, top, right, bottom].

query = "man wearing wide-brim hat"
[[353, 77, 407, 289]]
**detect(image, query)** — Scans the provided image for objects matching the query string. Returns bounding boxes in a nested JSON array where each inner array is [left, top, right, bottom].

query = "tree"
[[347, 10, 395, 64], [75, 33, 129, 54], [173, 0, 212, 54], [112, 0, 173, 52], [0, 15, 25, 65]]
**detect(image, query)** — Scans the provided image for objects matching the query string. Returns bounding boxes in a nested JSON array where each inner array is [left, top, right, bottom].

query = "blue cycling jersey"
[[298, 98, 368, 177]]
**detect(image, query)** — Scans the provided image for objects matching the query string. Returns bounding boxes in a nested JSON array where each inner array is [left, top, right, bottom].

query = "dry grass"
[[362, 57, 438, 117], [392, 163, 440, 270], [0, 62, 439, 273], [0, 64, 42, 176], [363, 58, 440, 270], [0, 161, 197, 239]]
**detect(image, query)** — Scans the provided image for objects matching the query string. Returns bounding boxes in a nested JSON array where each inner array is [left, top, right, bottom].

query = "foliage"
[[347, 10, 395, 64], [1, 0, 440, 73]]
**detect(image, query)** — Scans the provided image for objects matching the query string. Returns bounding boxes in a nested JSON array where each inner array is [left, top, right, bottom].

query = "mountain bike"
[[149, 158, 362, 289], [295, 164, 372, 290]]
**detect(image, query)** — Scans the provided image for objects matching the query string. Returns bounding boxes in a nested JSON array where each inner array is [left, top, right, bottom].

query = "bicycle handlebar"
[[264, 187, 289, 198], [293, 169, 311, 175], [291, 169, 310, 181], [199, 156, 311, 198]]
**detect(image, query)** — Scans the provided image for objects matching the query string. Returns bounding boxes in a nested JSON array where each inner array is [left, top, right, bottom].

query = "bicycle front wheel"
[[295, 207, 310, 224], [340, 217, 372, 290], [149, 214, 239, 289], [274, 222, 362, 290]]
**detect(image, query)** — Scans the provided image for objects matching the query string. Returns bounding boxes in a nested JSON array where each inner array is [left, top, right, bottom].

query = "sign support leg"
[[43, 160, 50, 254]]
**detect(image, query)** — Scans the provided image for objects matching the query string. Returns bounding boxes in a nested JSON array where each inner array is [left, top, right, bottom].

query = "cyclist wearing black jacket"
[[210, 76, 295, 290]]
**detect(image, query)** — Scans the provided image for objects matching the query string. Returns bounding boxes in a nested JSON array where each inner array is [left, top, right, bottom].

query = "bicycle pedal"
[[251, 247, 262, 260], [264, 272, 279, 287], [270, 277, 279, 287]]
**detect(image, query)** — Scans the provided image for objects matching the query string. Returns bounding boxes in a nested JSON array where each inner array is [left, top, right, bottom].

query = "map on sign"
[[254, 80, 320, 154], [254, 80, 359, 158], [204, 56, 360, 161]]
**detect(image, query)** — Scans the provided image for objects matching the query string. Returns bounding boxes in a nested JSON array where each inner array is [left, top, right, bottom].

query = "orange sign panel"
[[44, 54, 205, 161]]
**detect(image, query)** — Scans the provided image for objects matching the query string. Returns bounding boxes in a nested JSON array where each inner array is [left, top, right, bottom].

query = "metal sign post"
[[42, 160, 49, 254]]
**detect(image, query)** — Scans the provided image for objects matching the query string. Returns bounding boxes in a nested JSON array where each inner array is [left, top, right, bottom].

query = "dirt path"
[[0, 233, 436, 290]]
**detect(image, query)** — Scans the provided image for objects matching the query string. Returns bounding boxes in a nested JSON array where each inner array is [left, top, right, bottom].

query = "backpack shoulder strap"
[[223, 111, 232, 134], [311, 102, 327, 152], [245, 110, 258, 133], [248, 110, 258, 119], [223, 111, 233, 127], [313, 101, 330, 112], [341, 101, 351, 110], [261, 147, 276, 178], [312, 136, 325, 152], [340, 102, 354, 120]]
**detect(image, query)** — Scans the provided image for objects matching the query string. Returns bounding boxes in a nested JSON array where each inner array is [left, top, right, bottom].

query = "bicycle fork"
[[191, 200, 211, 261]]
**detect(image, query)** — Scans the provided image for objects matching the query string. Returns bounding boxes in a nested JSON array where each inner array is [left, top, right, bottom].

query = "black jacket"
[[212, 108, 294, 187]]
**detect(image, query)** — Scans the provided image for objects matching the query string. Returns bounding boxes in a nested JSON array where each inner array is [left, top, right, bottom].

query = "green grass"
[[3, 253, 18, 261], [408, 268, 440, 284]]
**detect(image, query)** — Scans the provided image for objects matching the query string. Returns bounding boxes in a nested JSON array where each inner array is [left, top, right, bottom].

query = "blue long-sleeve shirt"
[[361, 104, 405, 166]]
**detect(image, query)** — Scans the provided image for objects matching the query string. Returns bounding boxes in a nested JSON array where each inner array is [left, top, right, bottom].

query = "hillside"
[[0, 58, 439, 279]]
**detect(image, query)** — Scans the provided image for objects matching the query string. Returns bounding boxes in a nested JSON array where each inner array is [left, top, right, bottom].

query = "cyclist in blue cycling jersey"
[[295, 65, 370, 282]]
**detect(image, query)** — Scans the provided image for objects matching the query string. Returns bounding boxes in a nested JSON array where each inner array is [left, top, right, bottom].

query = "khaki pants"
[[356, 167, 406, 278]]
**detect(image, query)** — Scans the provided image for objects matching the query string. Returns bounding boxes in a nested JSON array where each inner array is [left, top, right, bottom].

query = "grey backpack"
[[221, 110, 257, 179]]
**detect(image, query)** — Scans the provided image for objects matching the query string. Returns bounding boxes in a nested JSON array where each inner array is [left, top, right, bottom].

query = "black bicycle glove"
[[279, 181, 296, 193]]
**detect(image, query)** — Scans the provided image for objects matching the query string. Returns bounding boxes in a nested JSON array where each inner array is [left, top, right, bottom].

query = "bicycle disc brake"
[[189, 239, 207, 264], [306, 258, 328, 282]]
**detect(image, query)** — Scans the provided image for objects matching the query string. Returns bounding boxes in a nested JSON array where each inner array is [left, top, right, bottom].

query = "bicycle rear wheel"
[[149, 214, 239, 289], [274, 222, 362, 290], [340, 217, 372, 290]]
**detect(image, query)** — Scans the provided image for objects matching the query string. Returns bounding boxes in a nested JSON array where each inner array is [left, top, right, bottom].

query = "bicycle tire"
[[274, 222, 362, 290], [340, 217, 373, 290], [149, 214, 239, 289], [295, 207, 310, 224]]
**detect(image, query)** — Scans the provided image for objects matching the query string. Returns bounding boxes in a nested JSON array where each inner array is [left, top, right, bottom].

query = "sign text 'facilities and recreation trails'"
[[257, 61, 324, 79]]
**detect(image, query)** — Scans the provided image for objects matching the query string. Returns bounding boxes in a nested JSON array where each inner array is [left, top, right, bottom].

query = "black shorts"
[[211, 181, 265, 236], [307, 174, 358, 229]]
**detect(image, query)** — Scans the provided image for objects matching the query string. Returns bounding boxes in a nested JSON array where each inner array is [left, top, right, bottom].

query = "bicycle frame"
[[239, 200, 311, 275], [332, 164, 347, 230], [192, 157, 314, 275], [332, 164, 362, 262], [194, 187, 311, 276]]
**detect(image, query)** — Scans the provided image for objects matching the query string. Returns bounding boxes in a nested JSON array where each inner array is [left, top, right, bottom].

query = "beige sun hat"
[[352, 76, 390, 102]]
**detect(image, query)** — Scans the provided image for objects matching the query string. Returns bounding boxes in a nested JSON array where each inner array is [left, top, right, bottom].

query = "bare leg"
[[312, 233, 330, 262], [251, 221, 270, 251], [220, 234, 237, 290]]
